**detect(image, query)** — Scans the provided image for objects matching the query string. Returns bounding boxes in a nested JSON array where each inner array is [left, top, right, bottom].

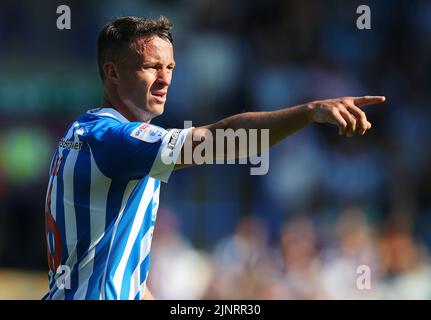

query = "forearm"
[[206, 103, 313, 147]]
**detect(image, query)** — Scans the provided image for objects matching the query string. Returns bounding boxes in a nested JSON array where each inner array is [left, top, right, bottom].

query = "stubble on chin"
[[137, 104, 165, 123]]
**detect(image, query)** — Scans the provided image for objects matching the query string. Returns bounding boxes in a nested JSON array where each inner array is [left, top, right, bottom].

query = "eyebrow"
[[142, 61, 176, 67]]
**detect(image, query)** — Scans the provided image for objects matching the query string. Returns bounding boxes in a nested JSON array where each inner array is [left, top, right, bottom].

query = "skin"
[[100, 35, 386, 297], [143, 286, 155, 300], [102, 36, 175, 123]]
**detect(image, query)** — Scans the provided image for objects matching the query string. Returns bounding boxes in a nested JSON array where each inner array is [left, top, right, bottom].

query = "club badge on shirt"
[[130, 124, 164, 143]]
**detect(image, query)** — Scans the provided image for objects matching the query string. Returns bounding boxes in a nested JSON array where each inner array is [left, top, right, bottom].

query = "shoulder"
[[74, 108, 125, 138], [75, 108, 167, 145]]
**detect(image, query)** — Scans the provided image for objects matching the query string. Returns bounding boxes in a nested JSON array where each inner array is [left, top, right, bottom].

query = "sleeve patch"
[[167, 129, 182, 150], [130, 124, 165, 143]]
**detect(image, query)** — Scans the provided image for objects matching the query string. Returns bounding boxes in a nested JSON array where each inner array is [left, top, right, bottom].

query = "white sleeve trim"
[[148, 128, 193, 183]]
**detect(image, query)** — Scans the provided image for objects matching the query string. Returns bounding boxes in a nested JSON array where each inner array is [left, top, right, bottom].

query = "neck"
[[102, 90, 153, 123]]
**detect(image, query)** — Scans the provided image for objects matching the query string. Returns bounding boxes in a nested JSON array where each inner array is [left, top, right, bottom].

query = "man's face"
[[116, 36, 175, 120]]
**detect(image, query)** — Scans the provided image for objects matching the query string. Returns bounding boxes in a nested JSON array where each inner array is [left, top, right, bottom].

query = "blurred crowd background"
[[0, 0, 430, 299]]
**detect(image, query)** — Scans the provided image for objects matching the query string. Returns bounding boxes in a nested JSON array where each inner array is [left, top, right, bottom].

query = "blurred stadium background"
[[0, 0, 430, 299]]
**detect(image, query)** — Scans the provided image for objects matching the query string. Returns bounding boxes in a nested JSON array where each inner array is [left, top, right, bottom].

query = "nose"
[[156, 68, 171, 86]]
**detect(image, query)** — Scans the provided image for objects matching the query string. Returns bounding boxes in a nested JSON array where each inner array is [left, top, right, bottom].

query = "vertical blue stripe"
[[105, 181, 130, 229], [119, 200, 153, 299], [85, 180, 129, 299], [154, 179, 160, 195], [64, 143, 91, 299], [74, 143, 92, 260], [48, 150, 59, 176], [134, 291, 140, 300], [152, 180, 160, 229], [104, 176, 149, 299], [136, 254, 151, 300], [121, 179, 159, 299], [56, 149, 70, 265]]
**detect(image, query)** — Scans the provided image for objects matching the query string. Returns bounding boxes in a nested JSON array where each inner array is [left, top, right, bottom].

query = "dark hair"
[[97, 16, 173, 82]]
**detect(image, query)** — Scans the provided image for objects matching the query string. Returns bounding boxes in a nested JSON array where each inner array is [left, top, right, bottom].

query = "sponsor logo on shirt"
[[58, 138, 83, 150], [130, 124, 164, 143]]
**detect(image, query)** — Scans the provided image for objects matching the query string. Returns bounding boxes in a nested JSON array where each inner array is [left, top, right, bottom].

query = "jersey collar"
[[87, 107, 130, 123]]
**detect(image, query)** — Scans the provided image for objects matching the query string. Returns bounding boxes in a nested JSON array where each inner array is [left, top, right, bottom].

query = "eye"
[[142, 63, 160, 70]]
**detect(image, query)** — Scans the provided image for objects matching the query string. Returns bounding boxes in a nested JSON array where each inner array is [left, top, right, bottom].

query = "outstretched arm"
[[175, 96, 385, 169]]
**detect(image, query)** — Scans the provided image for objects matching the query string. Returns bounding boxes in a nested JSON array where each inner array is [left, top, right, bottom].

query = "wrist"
[[303, 102, 317, 123]]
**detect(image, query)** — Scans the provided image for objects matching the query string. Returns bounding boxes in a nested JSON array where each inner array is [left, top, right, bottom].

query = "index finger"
[[353, 96, 386, 107]]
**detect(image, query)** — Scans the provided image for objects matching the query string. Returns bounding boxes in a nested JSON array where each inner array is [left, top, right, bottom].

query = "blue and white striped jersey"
[[43, 107, 190, 300]]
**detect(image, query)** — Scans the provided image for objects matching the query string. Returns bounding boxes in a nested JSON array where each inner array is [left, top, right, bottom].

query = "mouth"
[[151, 91, 167, 104]]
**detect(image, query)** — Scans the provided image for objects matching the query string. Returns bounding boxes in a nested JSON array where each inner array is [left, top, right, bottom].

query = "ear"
[[103, 62, 120, 84]]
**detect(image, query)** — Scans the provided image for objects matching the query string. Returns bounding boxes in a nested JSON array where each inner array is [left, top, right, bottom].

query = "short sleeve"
[[88, 120, 192, 182]]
